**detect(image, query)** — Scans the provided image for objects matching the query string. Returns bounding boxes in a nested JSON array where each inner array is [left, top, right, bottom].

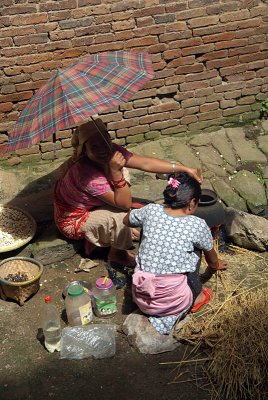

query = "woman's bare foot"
[[108, 247, 136, 267], [193, 291, 206, 306]]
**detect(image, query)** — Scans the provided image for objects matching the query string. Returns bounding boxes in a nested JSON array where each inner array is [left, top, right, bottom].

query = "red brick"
[[195, 87, 214, 97], [165, 75, 185, 85], [201, 50, 228, 61], [185, 70, 218, 82], [237, 96, 255, 105], [152, 61, 167, 71], [235, 28, 255, 39], [159, 31, 192, 43], [184, 106, 199, 115], [250, 6, 268, 17], [182, 44, 214, 56], [133, 99, 153, 108], [15, 145, 39, 156], [215, 39, 248, 50], [145, 79, 165, 89], [169, 56, 195, 67], [169, 37, 202, 49], [115, 31, 134, 41], [175, 64, 204, 74], [220, 10, 250, 23], [199, 110, 222, 120], [224, 90, 242, 99], [165, 2, 187, 13], [150, 120, 179, 130], [134, 25, 165, 37], [124, 108, 148, 119], [220, 64, 248, 77], [133, 5, 165, 18], [238, 17, 262, 29], [116, 128, 129, 138], [136, 16, 154, 27], [139, 112, 170, 124], [181, 97, 206, 108], [223, 105, 251, 116], [2, 46, 34, 57], [207, 56, 238, 70], [0, 102, 13, 112], [239, 51, 268, 63], [188, 15, 219, 29], [220, 99, 236, 108], [256, 67, 268, 77], [249, 35, 267, 45], [170, 109, 185, 119], [246, 78, 263, 87], [128, 125, 149, 136], [214, 82, 245, 92], [0, 91, 33, 103], [0, 37, 13, 47], [131, 88, 157, 100], [126, 36, 158, 48], [60, 48, 84, 58], [175, 8, 206, 20], [166, 21, 187, 32], [148, 102, 180, 114], [181, 115, 198, 124], [49, 30, 75, 41], [87, 42, 124, 53], [248, 60, 265, 70], [180, 80, 209, 91], [109, 118, 139, 130], [163, 49, 181, 60], [200, 102, 219, 112], [112, 20, 135, 31], [203, 32, 235, 44], [157, 85, 178, 95], [229, 44, 260, 56], [154, 69, 175, 79], [148, 43, 168, 54], [10, 13, 48, 25]]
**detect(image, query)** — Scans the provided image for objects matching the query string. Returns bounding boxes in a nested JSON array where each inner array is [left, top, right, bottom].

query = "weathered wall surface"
[[0, 0, 268, 162]]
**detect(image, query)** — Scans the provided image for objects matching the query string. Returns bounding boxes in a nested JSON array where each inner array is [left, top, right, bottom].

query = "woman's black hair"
[[163, 172, 201, 209]]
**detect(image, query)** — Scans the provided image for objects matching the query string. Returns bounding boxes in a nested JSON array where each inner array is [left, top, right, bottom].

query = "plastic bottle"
[[65, 283, 93, 326], [93, 277, 117, 318], [42, 295, 62, 353]]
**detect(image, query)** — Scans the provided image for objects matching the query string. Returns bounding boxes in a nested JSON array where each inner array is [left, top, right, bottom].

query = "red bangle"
[[111, 175, 124, 184], [113, 180, 127, 188]]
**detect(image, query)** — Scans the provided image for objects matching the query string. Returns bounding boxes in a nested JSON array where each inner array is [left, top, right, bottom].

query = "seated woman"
[[123, 172, 227, 334], [54, 118, 202, 267]]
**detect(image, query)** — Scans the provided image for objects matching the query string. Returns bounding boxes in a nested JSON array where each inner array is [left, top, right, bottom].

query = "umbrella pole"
[[90, 115, 113, 150], [52, 132, 57, 160]]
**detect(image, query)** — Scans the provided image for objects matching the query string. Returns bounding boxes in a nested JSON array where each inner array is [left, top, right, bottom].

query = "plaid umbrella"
[[5, 51, 154, 152]]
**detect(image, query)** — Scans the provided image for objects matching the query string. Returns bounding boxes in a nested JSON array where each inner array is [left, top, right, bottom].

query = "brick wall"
[[1, 0, 268, 162]]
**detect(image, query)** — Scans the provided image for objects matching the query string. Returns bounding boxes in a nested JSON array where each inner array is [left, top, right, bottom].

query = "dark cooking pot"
[[195, 189, 225, 227]]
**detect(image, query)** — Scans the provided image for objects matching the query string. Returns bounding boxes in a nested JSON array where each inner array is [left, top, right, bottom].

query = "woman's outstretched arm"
[[126, 153, 203, 184]]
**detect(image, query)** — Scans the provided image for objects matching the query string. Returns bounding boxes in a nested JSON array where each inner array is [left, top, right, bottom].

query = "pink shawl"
[[132, 268, 193, 317]]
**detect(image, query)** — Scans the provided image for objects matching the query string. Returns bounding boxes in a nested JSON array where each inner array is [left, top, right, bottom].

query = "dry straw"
[[165, 246, 268, 400]]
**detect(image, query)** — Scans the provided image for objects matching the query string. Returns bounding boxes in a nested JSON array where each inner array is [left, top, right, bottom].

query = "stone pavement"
[[0, 121, 267, 263]]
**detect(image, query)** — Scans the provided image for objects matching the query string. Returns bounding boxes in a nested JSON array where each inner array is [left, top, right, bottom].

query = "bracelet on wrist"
[[113, 179, 127, 189], [111, 175, 124, 185], [171, 162, 176, 173]]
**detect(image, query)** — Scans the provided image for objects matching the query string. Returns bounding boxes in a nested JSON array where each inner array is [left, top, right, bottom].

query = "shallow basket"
[[0, 204, 37, 253], [0, 257, 43, 306]]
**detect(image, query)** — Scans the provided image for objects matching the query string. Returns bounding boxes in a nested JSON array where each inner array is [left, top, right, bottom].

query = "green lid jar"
[[65, 283, 93, 326]]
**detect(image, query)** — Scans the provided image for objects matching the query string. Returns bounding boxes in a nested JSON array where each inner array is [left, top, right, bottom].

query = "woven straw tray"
[[0, 204, 37, 253]]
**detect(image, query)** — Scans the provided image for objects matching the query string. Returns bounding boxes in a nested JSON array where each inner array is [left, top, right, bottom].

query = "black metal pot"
[[195, 189, 225, 227]]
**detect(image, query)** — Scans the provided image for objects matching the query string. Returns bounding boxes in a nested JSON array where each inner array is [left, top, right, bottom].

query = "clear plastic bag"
[[60, 324, 116, 360]]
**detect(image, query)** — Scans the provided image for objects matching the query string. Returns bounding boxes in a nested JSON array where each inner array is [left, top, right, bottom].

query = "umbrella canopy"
[[5, 51, 154, 152]]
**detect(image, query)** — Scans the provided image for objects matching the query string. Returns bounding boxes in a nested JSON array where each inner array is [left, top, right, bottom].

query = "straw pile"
[[170, 246, 268, 400]]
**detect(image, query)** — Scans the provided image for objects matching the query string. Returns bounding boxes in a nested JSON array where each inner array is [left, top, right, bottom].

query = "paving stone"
[[211, 179, 247, 211], [261, 119, 268, 132], [227, 133, 267, 164], [257, 135, 268, 156], [231, 170, 267, 214], [198, 146, 223, 166], [188, 132, 212, 146], [168, 141, 201, 168], [130, 141, 165, 159], [205, 163, 227, 177], [211, 132, 237, 166]]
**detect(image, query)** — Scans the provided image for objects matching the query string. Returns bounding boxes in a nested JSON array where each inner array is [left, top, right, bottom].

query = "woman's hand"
[[109, 151, 127, 179], [184, 167, 203, 184]]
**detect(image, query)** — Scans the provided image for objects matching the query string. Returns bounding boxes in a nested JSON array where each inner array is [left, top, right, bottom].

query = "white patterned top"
[[129, 203, 213, 275]]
